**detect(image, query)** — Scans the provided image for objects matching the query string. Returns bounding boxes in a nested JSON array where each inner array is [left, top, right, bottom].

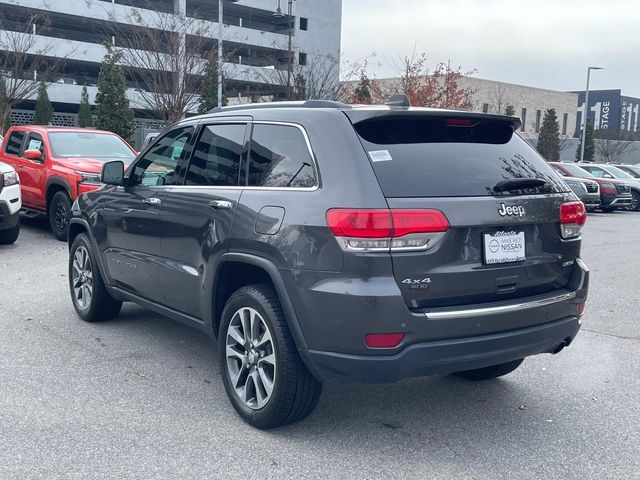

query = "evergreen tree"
[[198, 57, 226, 114], [353, 74, 372, 104], [504, 104, 516, 116], [576, 119, 595, 162], [537, 108, 560, 161], [292, 74, 306, 100], [78, 85, 93, 128], [95, 45, 134, 141], [33, 81, 53, 125]]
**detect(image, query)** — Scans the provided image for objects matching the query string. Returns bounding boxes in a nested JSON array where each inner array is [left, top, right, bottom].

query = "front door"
[[18, 132, 47, 208], [159, 122, 248, 318], [101, 126, 196, 304]]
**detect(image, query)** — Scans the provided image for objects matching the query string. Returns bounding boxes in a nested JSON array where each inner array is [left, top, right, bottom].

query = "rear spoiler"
[[344, 108, 522, 132]]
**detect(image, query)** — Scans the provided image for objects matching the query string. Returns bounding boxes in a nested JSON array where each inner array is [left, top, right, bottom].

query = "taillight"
[[326, 208, 449, 252], [560, 201, 586, 240]]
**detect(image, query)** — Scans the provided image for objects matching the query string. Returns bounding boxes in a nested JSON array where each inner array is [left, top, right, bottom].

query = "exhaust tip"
[[552, 337, 573, 354]]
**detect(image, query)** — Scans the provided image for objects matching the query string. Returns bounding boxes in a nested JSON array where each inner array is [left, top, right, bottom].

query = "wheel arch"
[[211, 253, 308, 351], [45, 177, 73, 211]]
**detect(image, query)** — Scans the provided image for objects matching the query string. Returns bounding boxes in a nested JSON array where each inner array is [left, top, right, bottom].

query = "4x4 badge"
[[498, 203, 526, 217]]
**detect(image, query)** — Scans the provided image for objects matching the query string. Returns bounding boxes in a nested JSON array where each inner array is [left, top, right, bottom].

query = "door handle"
[[208, 200, 233, 210], [144, 197, 162, 207]]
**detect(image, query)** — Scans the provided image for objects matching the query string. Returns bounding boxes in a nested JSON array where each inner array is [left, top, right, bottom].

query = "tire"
[[69, 233, 122, 322], [49, 191, 72, 241], [218, 284, 322, 429], [631, 192, 640, 211], [0, 215, 20, 245], [454, 359, 524, 381], [585, 206, 597, 213]]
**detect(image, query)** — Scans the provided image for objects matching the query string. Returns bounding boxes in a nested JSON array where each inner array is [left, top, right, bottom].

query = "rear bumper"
[[304, 316, 581, 383], [294, 259, 589, 383]]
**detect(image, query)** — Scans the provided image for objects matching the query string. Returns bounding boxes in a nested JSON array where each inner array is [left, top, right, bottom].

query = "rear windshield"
[[353, 116, 568, 198], [49, 132, 136, 160]]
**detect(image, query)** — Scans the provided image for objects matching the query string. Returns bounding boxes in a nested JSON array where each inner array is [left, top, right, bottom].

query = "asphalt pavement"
[[0, 212, 639, 479]]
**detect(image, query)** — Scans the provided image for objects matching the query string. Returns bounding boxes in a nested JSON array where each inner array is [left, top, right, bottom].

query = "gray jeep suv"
[[67, 99, 589, 428]]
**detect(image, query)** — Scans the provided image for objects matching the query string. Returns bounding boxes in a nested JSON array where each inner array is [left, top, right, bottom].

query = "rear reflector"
[[365, 333, 405, 348], [560, 201, 586, 240], [578, 303, 586, 316]]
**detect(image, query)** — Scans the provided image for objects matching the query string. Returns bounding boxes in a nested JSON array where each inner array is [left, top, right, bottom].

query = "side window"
[[185, 124, 246, 187], [130, 127, 194, 186], [25, 133, 45, 161], [586, 167, 604, 178], [5, 131, 25, 156], [248, 124, 317, 188]]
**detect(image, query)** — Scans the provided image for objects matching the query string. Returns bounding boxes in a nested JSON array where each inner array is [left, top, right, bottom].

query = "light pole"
[[274, 0, 294, 98], [580, 66, 603, 162], [218, 0, 239, 107]]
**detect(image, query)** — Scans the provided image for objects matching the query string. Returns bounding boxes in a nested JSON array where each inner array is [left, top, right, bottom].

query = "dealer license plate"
[[483, 231, 526, 264]]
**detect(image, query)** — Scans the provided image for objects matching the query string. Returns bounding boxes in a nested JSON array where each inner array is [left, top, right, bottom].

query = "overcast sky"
[[341, 0, 640, 97]]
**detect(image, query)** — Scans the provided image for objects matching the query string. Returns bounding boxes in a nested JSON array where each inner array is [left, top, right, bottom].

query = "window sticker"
[[28, 139, 42, 151], [368, 150, 393, 162]]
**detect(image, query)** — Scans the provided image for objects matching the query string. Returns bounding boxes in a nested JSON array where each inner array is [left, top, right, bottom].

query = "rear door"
[[158, 121, 247, 319], [349, 113, 578, 310]]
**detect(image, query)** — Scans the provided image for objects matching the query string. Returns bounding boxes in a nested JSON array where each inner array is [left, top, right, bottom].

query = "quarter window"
[[131, 127, 194, 186], [248, 124, 316, 188], [186, 124, 246, 187], [5, 131, 25, 156]]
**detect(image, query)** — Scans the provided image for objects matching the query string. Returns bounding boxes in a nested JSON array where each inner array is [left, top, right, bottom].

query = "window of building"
[[562, 113, 568, 136], [248, 124, 317, 188], [298, 52, 307, 66], [300, 17, 308, 31], [186, 124, 246, 187], [4, 131, 25, 156], [520, 108, 527, 132], [535, 110, 542, 133], [482, 103, 489, 113]]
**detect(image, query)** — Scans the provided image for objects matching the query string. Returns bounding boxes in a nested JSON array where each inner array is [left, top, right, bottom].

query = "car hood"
[[55, 157, 134, 173], [0, 161, 16, 175]]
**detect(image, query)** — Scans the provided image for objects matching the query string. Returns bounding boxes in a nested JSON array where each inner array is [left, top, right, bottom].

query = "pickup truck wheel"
[[219, 285, 322, 429], [454, 359, 524, 381], [49, 191, 72, 241], [69, 233, 122, 322], [0, 216, 20, 245]]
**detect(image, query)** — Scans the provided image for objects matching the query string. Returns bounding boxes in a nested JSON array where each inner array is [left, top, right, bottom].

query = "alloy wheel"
[[225, 307, 277, 410], [71, 246, 93, 310], [55, 202, 68, 232]]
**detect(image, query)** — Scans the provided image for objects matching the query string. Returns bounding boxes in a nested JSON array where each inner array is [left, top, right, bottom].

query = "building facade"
[[0, 0, 342, 143]]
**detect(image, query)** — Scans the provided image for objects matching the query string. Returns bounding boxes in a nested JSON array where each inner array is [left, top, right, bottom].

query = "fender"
[[212, 252, 309, 350], [45, 176, 73, 204], [67, 217, 112, 290]]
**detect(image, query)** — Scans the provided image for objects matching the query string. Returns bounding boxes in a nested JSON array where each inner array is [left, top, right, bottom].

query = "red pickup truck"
[[0, 126, 137, 240]]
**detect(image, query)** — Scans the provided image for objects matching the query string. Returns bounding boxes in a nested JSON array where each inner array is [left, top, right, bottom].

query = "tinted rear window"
[[354, 116, 568, 198], [5, 131, 25, 156]]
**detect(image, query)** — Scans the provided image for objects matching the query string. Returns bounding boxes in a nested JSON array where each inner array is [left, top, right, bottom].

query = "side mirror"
[[24, 149, 43, 161], [101, 161, 125, 186]]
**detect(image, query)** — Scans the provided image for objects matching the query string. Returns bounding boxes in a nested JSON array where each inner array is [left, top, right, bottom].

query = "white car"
[[0, 161, 21, 244]]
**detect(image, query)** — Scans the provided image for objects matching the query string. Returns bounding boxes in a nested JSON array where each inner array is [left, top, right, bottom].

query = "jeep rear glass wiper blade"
[[493, 178, 548, 192]]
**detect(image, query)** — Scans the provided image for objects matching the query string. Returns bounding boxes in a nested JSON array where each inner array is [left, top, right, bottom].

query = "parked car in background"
[[68, 100, 589, 428], [577, 163, 640, 211], [0, 161, 21, 244], [615, 164, 640, 178], [549, 162, 633, 212], [561, 176, 601, 212], [0, 126, 137, 240]]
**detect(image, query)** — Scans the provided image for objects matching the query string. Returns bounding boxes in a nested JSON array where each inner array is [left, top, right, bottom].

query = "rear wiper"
[[493, 178, 547, 192]]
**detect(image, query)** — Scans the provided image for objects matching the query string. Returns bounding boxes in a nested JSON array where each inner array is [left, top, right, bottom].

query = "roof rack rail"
[[208, 99, 351, 114]]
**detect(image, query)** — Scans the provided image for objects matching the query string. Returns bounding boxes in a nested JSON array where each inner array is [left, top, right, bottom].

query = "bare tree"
[[595, 132, 637, 163], [488, 82, 510, 114], [105, 5, 222, 123], [0, 14, 73, 133]]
